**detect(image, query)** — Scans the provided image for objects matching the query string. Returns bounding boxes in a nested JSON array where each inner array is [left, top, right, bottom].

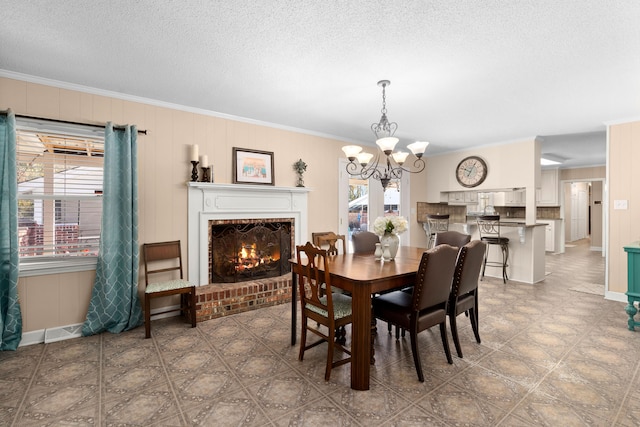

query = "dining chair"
[[142, 240, 197, 339], [477, 215, 509, 283], [372, 244, 459, 382], [296, 242, 352, 380], [448, 240, 486, 358], [434, 231, 471, 248], [315, 231, 346, 255], [352, 231, 380, 254], [426, 214, 450, 248]]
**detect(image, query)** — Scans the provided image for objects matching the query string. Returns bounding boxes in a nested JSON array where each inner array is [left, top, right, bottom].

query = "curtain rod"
[[15, 114, 148, 135]]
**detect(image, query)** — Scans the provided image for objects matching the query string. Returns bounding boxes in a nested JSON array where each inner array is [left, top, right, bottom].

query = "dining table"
[[289, 245, 429, 390]]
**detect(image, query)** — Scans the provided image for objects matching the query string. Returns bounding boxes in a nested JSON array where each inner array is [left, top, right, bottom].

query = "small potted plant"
[[293, 159, 307, 187]]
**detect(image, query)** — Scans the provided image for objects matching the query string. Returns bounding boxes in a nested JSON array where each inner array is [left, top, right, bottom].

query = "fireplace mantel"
[[187, 182, 310, 285]]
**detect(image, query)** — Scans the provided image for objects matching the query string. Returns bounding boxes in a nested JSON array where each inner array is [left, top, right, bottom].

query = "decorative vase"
[[374, 243, 382, 260], [380, 232, 400, 261]]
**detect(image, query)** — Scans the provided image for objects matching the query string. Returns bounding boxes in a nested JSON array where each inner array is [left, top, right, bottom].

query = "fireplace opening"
[[210, 219, 292, 283]]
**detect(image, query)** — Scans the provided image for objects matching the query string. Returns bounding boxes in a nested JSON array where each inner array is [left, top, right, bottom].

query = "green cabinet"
[[624, 242, 640, 330]]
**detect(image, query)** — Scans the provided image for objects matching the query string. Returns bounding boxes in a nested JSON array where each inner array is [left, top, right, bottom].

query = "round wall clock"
[[456, 156, 487, 188]]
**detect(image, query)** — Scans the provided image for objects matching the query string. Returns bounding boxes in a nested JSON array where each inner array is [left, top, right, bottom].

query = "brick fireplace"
[[188, 183, 309, 321]]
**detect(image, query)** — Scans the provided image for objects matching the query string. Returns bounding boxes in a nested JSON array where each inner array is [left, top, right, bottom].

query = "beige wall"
[[608, 120, 640, 294], [0, 76, 355, 332]]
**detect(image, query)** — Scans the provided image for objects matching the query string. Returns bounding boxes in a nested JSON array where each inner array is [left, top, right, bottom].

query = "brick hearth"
[[196, 273, 293, 322]]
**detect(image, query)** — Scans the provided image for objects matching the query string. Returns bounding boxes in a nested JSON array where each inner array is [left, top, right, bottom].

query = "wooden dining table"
[[289, 246, 429, 390]]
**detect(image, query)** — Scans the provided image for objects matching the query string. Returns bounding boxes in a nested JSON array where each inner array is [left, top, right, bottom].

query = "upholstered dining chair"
[[448, 240, 486, 358], [296, 242, 352, 380], [315, 232, 346, 255], [142, 241, 197, 339], [372, 244, 459, 382], [434, 231, 471, 248], [352, 231, 380, 254]]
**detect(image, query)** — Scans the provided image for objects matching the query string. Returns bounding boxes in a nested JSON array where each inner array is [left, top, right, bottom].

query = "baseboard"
[[606, 290, 627, 303], [18, 306, 181, 347]]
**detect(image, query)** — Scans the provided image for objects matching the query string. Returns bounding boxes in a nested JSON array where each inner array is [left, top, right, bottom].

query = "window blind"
[[16, 119, 105, 259]]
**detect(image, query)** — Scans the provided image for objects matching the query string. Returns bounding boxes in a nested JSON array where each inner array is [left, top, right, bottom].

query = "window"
[[16, 118, 105, 274]]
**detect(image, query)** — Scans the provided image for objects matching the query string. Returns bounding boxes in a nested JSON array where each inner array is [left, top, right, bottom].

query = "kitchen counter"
[[443, 221, 546, 284]]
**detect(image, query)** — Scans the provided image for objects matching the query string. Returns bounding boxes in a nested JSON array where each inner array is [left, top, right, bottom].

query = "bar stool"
[[426, 214, 450, 249], [477, 215, 509, 283]]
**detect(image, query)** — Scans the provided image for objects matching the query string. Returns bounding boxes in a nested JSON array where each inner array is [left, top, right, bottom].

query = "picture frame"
[[232, 147, 275, 185]]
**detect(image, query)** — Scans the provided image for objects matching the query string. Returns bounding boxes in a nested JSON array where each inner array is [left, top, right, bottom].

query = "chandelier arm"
[[395, 157, 426, 174]]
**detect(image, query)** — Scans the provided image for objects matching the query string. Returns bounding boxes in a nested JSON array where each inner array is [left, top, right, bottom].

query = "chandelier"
[[342, 80, 429, 189]]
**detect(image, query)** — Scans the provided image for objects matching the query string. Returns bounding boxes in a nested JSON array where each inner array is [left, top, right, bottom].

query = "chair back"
[[434, 231, 471, 248], [142, 240, 184, 287], [296, 242, 335, 315], [452, 240, 486, 298], [426, 214, 450, 234], [477, 215, 502, 239], [315, 232, 346, 255], [412, 244, 459, 312], [352, 231, 380, 254]]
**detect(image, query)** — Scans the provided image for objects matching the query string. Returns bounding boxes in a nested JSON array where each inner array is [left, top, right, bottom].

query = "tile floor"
[[2, 239, 639, 426]]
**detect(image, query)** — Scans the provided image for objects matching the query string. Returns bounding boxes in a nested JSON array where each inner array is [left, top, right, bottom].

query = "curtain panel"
[[83, 123, 142, 335], [0, 109, 23, 350]]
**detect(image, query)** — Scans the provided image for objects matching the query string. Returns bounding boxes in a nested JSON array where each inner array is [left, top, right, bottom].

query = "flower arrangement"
[[373, 215, 408, 236]]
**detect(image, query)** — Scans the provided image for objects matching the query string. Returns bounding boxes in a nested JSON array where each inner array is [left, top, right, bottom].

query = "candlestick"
[[190, 144, 199, 162], [190, 161, 199, 182], [201, 167, 211, 183]]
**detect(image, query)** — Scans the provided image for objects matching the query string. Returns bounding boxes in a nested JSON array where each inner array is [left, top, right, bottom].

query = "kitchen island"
[[449, 219, 546, 284]]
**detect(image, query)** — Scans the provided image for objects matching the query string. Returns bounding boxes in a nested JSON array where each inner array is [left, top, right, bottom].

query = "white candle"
[[200, 155, 208, 167], [190, 144, 199, 162]]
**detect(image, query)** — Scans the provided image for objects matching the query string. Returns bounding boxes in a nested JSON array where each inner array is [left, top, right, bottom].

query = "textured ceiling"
[[2, 0, 639, 168]]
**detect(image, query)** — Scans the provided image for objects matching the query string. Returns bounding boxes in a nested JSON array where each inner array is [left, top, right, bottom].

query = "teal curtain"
[[0, 110, 22, 350], [82, 123, 143, 335]]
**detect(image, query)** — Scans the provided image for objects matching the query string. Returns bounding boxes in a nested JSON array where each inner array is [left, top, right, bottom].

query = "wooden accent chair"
[[314, 231, 346, 255], [448, 240, 486, 358], [372, 244, 459, 382], [142, 241, 197, 339], [296, 242, 352, 380]]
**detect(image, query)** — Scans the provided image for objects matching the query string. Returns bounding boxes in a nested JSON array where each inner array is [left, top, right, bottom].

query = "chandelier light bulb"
[[357, 152, 374, 166], [391, 151, 409, 165], [342, 145, 363, 161], [407, 141, 429, 158], [375, 137, 399, 155]]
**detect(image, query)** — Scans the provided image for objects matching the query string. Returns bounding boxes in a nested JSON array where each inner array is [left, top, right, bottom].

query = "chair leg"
[[439, 322, 453, 364], [325, 325, 335, 381], [481, 244, 488, 281], [450, 313, 463, 358], [469, 307, 481, 344], [298, 319, 308, 361], [409, 327, 425, 382], [144, 295, 151, 339], [501, 244, 509, 283]]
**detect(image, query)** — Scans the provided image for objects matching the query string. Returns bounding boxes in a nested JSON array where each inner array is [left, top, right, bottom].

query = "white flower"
[[373, 216, 408, 236]]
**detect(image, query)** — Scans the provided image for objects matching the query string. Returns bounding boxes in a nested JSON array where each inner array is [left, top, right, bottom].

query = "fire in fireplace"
[[209, 219, 293, 283]]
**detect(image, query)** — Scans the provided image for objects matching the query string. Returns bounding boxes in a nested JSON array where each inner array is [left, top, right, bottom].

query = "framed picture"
[[232, 147, 275, 185]]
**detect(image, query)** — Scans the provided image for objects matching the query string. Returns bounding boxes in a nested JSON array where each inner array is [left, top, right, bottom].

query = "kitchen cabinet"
[[537, 169, 559, 206], [464, 191, 478, 204], [494, 190, 525, 206], [448, 191, 465, 204], [537, 219, 559, 252], [448, 191, 477, 204]]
